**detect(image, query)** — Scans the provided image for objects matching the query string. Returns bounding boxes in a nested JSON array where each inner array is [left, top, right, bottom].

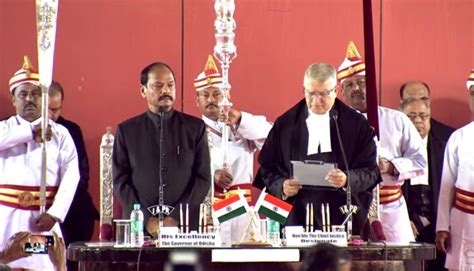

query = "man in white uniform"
[[337, 42, 426, 244], [0, 56, 80, 270], [194, 55, 272, 244], [436, 69, 474, 270]]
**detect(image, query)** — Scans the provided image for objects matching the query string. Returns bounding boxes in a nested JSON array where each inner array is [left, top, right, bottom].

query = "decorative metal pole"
[[99, 127, 114, 241], [213, 0, 237, 172], [35, 0, 59, 214], [364, 0, 382, 239]]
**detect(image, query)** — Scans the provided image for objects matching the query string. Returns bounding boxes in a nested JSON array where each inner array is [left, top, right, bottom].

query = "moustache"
[[351, 91, 365, 99], [158, 95, 173, 101], [206, 103, 218, 109], [24, 103, 37, 109]]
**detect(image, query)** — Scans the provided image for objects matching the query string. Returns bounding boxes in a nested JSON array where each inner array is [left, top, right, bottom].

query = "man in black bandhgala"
[[113, 62, 211, 236]]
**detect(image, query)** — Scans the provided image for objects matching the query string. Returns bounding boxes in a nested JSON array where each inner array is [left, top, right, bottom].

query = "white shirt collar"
[[305, 110, 332, 155]]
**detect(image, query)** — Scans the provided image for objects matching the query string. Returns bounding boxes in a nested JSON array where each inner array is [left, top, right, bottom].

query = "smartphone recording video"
[[24, 235, 54, 254]]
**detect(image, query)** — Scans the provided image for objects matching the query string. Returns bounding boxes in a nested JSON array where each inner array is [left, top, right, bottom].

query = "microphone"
[[158, 106, 166, 115], [331, 109, 354, 237], [370, 219, 387, 241], [158, 105, 165, 228]]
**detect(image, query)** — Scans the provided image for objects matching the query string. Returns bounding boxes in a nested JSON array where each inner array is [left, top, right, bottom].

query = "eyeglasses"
[[407, 112, 430, 121], [304, 87, 336, 99], [16, 91, 41, 100]]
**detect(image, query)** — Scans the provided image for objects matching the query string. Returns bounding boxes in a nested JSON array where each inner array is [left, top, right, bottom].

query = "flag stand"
[[233, 207, 270, 247]]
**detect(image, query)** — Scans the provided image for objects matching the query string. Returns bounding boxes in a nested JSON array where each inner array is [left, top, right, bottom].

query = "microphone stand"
[[158, 107, 165, 230], [332, 111, 353, 239]]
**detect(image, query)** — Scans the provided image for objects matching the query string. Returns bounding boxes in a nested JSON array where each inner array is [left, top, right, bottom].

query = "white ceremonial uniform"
[[370, 107, 426, 244], [204, 112, 272, 244], [436, 121, 474, 270], [0, 115, 80, 270]]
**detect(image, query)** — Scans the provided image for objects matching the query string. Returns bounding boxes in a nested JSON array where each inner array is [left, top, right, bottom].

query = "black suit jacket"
[[403, 117, 455, 231], [113, 110, 211, 232], [258, 99, 381, 234], [56, 116, 99, 245]]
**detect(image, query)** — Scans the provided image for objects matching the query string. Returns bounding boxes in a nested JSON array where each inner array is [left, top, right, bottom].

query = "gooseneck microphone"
[[331, 109, 353, 237]]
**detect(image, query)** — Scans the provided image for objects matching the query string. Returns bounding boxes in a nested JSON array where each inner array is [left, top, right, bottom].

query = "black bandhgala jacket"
[[113, 109, 211, 233]]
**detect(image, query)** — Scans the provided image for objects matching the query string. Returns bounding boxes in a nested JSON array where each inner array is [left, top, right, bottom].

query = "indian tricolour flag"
[[212, 193, 249, 224], [255, 191, 293, 225]]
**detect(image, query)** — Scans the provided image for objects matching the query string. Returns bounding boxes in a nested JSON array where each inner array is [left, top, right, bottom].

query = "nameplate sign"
[[159, 232, 222, 248], [286, 231, 347, 247]]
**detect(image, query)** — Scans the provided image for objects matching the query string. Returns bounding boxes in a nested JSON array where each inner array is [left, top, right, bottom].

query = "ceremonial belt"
[[0, 184, 58, 210], [453, 187, 474, 215], [379, 185, 402, 205], [214, 183, 252, 202]]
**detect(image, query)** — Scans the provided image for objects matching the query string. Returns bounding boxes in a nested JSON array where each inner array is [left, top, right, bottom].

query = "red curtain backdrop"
[[1, 0, 472, 240]]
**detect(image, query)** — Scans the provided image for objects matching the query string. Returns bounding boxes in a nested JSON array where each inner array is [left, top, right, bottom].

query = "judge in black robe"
[[113, 63, 211, 234], [258, 63, 381, 235]]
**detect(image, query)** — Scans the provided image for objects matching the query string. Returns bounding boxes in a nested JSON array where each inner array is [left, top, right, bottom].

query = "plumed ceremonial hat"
[[194, 55, 223, 91], [466, 68, 474, 90], [9, 56, 40, 92], [337, 41, 366, 82]]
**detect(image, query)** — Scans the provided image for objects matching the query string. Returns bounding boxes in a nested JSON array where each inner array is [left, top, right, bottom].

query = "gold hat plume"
[[204, 55, 219, 76], [22, 55, 35, 70], [346, 41, 362, 61]]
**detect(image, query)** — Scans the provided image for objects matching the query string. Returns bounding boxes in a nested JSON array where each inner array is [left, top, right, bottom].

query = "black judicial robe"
[[113, 109, 211, 232], [258, 99, 381, 234], [57, 116, 99, 246]]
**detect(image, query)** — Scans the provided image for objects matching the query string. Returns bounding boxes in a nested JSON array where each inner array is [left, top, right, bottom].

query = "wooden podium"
[[68, 242, 435, 271]]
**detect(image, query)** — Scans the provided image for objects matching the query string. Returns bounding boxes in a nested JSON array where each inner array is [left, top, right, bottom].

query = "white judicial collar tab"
[[147, 205, 174, 216]]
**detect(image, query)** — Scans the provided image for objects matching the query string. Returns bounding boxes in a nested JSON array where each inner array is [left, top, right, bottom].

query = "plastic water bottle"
[[130, 203, 144, 247], [267, 219, 280, 246]]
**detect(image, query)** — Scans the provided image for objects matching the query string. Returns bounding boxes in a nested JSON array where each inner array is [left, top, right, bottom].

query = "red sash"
[[0, 184, 58, 210]]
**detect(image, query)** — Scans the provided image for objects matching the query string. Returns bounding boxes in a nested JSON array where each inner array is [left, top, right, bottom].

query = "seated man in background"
[[49, 81, 99, 270], [401, 98, 453, 270]]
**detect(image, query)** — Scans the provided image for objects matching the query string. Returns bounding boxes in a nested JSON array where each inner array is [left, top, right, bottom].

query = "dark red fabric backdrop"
[[1, 0, 472, 239]]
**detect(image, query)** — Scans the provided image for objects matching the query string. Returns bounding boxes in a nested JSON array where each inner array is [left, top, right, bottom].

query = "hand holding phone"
[[0, 232, 31, 263], [48, 232, 67, 271], [23, 235, 54, 254]]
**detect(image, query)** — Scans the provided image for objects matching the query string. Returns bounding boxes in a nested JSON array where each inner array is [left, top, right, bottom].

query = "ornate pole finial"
[[213, 0, 237, 170], [36, 0, 59, 214]]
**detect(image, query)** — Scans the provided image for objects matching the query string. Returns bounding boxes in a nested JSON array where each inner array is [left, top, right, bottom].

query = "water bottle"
[[267, 219, 280, 246], [130, 203, 144, 247]]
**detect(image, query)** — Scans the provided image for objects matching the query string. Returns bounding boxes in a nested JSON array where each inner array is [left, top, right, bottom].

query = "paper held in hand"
[[291, 160, 337, 187]]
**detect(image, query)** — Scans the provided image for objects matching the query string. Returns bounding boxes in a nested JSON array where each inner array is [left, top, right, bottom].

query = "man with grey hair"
[[258, 63, 381, 234], [400, 98, 452, 270]]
